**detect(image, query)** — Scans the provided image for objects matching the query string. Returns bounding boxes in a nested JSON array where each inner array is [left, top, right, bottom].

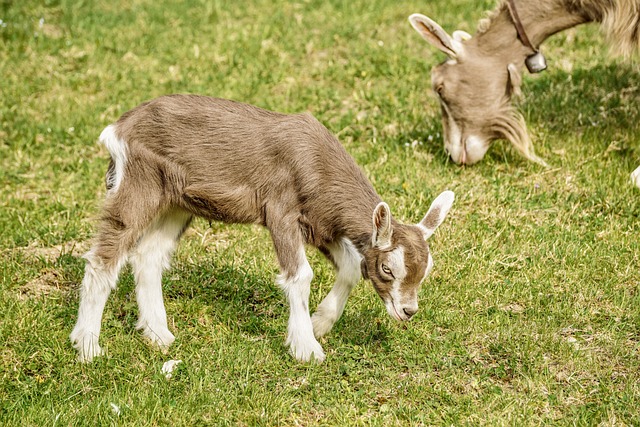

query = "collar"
[[506, 0, 547, 73]]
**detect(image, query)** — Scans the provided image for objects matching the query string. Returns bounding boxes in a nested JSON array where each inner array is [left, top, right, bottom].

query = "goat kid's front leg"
[[312, 238, 361, 338], [272, 228, 325, 363]]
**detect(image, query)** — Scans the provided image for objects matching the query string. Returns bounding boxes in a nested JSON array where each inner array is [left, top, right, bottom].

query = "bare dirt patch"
[[17, 269, 66, 300], [19, 240, 90, 262]]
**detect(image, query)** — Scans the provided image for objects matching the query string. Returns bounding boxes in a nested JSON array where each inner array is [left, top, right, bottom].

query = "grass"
[[1, 0, 639, 425]]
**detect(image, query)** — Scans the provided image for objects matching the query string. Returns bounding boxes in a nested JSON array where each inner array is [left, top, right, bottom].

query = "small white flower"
[[161, 359, 183, 379], [110, 403, 121, 416]]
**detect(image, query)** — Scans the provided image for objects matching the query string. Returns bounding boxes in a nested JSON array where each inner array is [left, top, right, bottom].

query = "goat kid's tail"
[[99, 124, 128, 193]]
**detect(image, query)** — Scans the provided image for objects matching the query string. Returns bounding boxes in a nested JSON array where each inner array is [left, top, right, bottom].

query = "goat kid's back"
[[70, 95, 454, 363], [109, 95, 379, 233]]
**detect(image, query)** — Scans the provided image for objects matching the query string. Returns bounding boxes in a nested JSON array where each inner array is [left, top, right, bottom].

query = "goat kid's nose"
[[403, 307, 418, 319]]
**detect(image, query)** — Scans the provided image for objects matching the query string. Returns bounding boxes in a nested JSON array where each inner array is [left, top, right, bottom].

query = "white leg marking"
[[631, 165, 640, 189], [70, 249, 126, 362], [130, 209, 190, 349], [277, 248, 324, 362], [312, 238, 362, 338], [99, 124, 128, 193]]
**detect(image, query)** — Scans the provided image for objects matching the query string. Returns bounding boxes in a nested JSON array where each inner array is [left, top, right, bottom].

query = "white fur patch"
[[277, 248, 325, 363], [70, 248, 127, 362], [387, 246, 407, 282], [312, 238, 362, 338], [99, 124, 128, 193], [425, 252, 434, 281], [385, 246, 409, 321], [464, 135, 490, 165], [631, 165, 640, 189], [130, 209, 191, 348]]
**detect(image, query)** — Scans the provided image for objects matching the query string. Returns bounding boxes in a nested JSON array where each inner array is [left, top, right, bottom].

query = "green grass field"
[[1, 0, 639, 425]]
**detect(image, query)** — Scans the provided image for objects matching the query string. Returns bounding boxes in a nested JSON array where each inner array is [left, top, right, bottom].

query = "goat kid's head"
[[362, 191, 454, 322], [409, 14, 543, 166]]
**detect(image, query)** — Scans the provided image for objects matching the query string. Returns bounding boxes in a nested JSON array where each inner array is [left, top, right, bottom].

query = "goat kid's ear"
[[507, 63, 523, 98], [408, 13, 464, 59], [418, 190, 455, 240], [372, 202, 393, 249]]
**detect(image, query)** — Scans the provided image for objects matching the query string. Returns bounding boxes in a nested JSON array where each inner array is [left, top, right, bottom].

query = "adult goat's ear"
[[418, 191, 455, 240], [507, 63, 523, 98], [452, 30, 472, 42], [372, 202, 393, 249], [409, 14, 464, 59]]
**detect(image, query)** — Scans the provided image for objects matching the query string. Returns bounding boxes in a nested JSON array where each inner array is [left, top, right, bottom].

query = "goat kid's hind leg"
[[70, 232, 129, 362], [130, 209, 191, 350], [312, 238, 362, 338], [271, 227, 324, 362]]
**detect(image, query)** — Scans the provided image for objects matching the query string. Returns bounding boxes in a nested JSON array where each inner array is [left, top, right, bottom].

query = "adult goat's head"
[[409, 13, 546, 166]]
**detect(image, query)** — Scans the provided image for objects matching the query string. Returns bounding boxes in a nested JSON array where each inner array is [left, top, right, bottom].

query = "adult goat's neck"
[[475, 0, 590, 64]]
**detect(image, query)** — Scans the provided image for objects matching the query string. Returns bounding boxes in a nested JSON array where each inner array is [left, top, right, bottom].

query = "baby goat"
[[70, 95, 454, 363]]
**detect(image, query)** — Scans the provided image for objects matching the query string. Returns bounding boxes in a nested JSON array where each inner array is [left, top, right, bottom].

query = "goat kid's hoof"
[[77, 347, 104, 363], [311, 312, 335, 339], [140, 327, 175, 351], [288, 339, 326, 363], [71, 337, 104, 363]]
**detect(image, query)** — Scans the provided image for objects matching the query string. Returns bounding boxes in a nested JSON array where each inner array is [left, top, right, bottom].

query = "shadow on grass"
[[334, 307, 392, 346], [523, 63, 640, 141], [160, 258, 397, 354], [56, 248, 393, 352], [165, 260, 284, 336]]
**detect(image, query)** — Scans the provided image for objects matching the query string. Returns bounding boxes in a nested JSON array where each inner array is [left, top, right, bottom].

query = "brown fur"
[[72, 96, 454, 362], [363, 225, 430, 303], [479, 0, 640, 56], [94, 94, 440, 307]]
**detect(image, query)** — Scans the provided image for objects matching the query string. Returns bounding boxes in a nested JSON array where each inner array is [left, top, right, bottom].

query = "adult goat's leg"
[[631, 165, 640, 189]]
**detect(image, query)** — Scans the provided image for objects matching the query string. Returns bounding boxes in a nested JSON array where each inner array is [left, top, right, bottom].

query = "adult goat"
[[409, 0, 640, 186]]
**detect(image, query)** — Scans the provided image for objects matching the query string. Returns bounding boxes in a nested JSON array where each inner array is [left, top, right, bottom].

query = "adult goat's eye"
[[435, 84, 444, 97], [381, 264, 393, 277]]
